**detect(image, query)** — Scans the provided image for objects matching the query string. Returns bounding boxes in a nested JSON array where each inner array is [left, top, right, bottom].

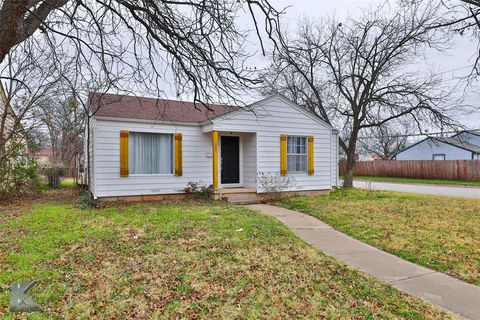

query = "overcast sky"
[[260, 0, 480, 131]]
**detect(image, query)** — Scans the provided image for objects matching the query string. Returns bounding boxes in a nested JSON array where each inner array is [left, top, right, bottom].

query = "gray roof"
[[434, 137, 480, 153], [453, 130, 480, 138]]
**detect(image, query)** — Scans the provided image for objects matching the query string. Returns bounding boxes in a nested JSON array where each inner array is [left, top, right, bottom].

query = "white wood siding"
[[87, 118, 96, 196], [91, 95, 337, 198], [91, 119, 212, 198], [396, 139, 472, 160], [330, 132, 339, 187], [211, 96, 335, 192], [242, 133, 257, 189]]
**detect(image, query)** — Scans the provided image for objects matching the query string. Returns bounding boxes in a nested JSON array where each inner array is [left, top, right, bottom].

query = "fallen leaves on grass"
[[0, 193, 458, 319]]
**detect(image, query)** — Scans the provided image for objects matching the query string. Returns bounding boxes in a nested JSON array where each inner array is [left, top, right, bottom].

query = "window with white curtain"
[[473, 153, 480, 160], [432, 154, 445, 161], [129, 132, 173, 174], [287, 136, 307, 173]]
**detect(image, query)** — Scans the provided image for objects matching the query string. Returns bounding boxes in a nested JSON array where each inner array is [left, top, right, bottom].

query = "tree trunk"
[[0, 49, 5, 66], [343, 127, 359, 188], [343, 147, 356, 187]]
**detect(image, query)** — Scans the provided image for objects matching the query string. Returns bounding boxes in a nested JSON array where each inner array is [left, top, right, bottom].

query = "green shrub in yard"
[[0, 145, 39, 199], [40, 165, 68, 189], [76, 190, 97, 209], [179, 181, 213, 199]]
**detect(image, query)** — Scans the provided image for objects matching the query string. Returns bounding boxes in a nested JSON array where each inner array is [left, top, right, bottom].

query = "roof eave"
[[92, 115, 202, 126], [433, 137, 480, 153]]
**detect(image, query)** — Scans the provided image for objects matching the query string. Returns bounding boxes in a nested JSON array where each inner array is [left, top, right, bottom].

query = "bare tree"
[[456, 1, 480, 77], [462, 0, 480, 5], [0, 40, 59, 169], [0, 46, 55, 196], [0, 37, 95, 192], [264, 1, 461, 187], [37, 91, 85, 182], [425, 1, 480, 76], [0, 0, 283, 106], [358, 122, 410, 160]]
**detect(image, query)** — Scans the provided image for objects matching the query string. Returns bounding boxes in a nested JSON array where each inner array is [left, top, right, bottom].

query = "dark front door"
[[221, 136, 240, 184]]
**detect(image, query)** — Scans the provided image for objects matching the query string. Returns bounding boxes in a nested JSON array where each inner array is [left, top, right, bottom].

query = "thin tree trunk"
[[343, 128, 359, 188], [343, 148, 356, 187]]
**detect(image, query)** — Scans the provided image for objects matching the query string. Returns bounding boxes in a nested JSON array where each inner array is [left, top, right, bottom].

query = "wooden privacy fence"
[[339, 160, 480, 181]]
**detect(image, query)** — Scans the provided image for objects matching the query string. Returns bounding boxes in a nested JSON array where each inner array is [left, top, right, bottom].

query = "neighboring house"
[[453, 130, 480, 148], [358, 153, 382, 161], [31, 148, 54, 166], [395, 133, 480, 160], [86, 93, 339, 200]]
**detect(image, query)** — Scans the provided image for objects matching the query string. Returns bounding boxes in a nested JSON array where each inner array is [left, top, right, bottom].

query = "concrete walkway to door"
[[248, 204, 480, 320]]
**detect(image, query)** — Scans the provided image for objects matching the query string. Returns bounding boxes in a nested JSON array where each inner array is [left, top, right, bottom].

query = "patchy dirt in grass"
[[0, 190, 458, 319], [0, 189, 79, 216]]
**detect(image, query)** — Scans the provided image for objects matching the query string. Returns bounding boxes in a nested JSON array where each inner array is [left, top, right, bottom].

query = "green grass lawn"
[[0, 190, 455, 319], [59, 178, 76, 189], [354, 175, 480, 187], [279, 188, 480, 286]]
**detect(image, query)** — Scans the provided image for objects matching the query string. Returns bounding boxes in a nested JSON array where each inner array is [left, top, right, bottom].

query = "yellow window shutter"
[[175, 133, 183, 176], [280, 134, 287, 176], [120, 130, 129, 177], [308, 135, 314, 175], [212, 131, 219, 189]]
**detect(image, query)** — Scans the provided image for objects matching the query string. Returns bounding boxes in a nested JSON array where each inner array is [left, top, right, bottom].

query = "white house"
[[395, 133, 480, 161], [86, 92, 339, 201]]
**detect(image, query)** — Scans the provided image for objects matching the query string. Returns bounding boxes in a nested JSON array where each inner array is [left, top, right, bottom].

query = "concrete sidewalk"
[[248, 204, 480, 320]]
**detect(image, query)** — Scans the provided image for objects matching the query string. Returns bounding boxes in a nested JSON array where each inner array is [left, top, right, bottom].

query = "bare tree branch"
[[358, 122, 411, 160], [0, 0, 284, 107], [263, 1, 464, 187]]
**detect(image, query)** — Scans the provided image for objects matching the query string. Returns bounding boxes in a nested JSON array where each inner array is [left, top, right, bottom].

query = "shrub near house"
[[0, 83, 38, 198], [0, 144, 38, 198]]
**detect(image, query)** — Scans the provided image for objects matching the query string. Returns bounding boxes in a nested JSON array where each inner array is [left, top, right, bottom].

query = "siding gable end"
[[208, 95, 332, 132], [396, 138, 473, 160]]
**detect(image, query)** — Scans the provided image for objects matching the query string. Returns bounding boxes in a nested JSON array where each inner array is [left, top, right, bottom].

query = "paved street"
[[249, 204, 480, 320], [353, 180, 480, 199]]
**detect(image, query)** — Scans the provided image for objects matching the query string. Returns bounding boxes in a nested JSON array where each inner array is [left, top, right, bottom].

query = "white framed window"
[[473, 153, 480, 160], [287, 136, 307, 173], [432, 154, 445, 161], [129, 132, 173, 174]]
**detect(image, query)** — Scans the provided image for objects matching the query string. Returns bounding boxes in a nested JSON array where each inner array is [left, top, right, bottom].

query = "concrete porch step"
[[219, 189, 263, 204]]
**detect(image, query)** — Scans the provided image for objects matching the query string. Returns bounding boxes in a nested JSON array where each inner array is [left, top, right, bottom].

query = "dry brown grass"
[[0, 191, 457, 319]]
